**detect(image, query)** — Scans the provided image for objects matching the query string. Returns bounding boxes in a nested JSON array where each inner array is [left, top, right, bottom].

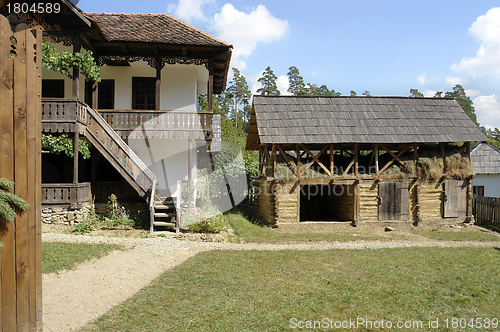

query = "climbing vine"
[[42, 133, 91, 159], [42, 41, 101, 82]]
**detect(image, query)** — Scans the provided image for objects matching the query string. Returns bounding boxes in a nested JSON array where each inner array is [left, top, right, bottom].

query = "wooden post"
[[0, 20, 42, 332], [155, 56, 161, 110], [330, 143, 334, 177], [91, 80, 98, 110], [413, 143, 418, 177], [354, 143, 359, 176], [374, 143, 379, 177], [296, 144, 301, 180], [72, 35, 81, 99], [73, 128, 79, 184], [441, 142, 446, 174], [273, 144, 277, 178], [208, 58, 214, 112]]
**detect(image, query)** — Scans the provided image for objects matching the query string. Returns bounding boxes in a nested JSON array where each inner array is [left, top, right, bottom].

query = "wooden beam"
[[208, 58, 214, 112], [92, 80, 98, 110], [72, 36, 81, 99], [413, 143, 418, 176], [277, 144, 297, 177], [155, 56, 161, 110], [379, 144, 412, 174], [330, 143, 334, 177], [374, 144, 379, 177], [441, 142, 446, 174], [300, 144, 330, 176], [73, 128, 79, 184], [272, 144, 277, 178], [355, 143, 359, 176], [296, 143, 301, 179]]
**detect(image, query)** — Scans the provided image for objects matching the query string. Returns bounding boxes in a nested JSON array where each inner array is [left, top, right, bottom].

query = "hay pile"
[[268, 145, 472, 181]]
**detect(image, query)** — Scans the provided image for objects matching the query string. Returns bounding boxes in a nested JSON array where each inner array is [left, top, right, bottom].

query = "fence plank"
[[0, 15, 17, 332], [474, 196, 500, 225]]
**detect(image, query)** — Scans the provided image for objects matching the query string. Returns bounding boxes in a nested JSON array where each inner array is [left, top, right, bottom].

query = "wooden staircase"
[[150, 196, 179, 233]]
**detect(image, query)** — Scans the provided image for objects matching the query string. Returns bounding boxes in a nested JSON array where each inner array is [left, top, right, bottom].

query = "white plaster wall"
[[127, 138, 198, 197], [41, 42, 210, 110], [473, 174, 500, 197]]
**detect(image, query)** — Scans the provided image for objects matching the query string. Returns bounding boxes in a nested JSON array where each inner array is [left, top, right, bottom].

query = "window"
[[42, 79, 64, 98], [132, 77, 156, 110], [85, 80, 115, 109], [473, 186, 485, 197]]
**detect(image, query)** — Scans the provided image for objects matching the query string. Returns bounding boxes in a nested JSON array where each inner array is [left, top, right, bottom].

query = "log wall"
[[358, 181, 379, 222], [336, 185, 355, 221], [255, 178, 275, 224], [417, 180, 443, 221], [274, 182, 299, 224]]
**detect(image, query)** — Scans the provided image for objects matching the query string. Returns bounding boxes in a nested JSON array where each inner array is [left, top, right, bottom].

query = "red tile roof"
[[84, 13, 231, 48]]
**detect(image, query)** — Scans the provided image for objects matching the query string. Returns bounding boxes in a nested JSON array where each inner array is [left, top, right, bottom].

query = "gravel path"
[[41, 232, 500, 332]]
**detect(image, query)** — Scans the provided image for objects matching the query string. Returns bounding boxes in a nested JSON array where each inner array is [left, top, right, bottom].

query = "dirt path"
[[41, 231, 500, 332]]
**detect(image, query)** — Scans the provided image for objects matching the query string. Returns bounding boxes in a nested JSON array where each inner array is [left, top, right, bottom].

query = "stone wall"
[[42, 203, 92, 225]]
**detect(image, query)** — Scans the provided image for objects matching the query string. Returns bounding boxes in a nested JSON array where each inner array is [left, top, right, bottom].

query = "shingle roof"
[[247, 96, 487, 149], [470, 142, 500, 174], [84, 13, 231, 47]]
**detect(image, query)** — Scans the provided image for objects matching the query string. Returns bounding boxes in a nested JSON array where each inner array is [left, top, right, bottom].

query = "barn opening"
[[299, 184, 355, 222]]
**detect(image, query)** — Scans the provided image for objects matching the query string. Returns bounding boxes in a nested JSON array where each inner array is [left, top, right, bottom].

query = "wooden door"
[[378, 181, 410, 221], [444, 179, 467, 218]]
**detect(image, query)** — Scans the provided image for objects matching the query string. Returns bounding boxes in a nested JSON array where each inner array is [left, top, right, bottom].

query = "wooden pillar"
[[155, 56, 161, 110], [273, 145, 277, 178], [354, 143, 359, 176], [296, 144, 301, 179], [73, 128, 79, 184], [374, 143, 379, 177], [441, 142, 446, 174], [208, 58, 214, 112], [72, 35, 81, 99], [330, 143, 334, 177], [413, 143, 418, 177], [91, 80, 98, 110]]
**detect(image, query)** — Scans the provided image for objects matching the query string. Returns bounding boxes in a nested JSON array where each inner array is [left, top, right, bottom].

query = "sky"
[[78, 0, 500, 129]]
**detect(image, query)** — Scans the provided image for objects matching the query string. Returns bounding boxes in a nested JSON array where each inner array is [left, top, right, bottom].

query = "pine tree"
[[0, 178, 28, 223], [257, 66, 280, 96], [287, 66, 306, 96], [409, 88, 424, 97], [445, 84, 479, 126], [227, 68, 251, 127]]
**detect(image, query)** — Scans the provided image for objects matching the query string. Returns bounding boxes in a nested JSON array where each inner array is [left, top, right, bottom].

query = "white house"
[[470, 142, 500, 197]]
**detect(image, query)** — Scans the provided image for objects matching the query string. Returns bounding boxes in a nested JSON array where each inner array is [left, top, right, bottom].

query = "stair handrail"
[[83, 103, 157, 195], [149, 179, 157, 233]]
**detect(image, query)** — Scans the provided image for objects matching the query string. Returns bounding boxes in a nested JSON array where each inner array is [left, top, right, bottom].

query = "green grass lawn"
[[81, 247, 500, 332], [42, 242, 125, 274], [411, 228, 500, 242], [227, 209, 385, 243]]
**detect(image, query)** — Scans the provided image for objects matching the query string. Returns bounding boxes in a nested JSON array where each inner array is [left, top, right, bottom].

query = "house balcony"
[[42, 182, 92, 207], [42, 99, 216, 142]]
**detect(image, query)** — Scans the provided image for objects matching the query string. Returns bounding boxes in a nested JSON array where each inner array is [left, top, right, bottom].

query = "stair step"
[[154, 212, 176, 218], [153, 221, 176, 227], [154, 203, 175, 208]]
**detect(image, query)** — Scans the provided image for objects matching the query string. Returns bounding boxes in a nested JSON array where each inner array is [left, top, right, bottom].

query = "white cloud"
[[167, 0, 214, 22], [211, 4, 289, 70], [418, 74, 427, 85], [452, 7, 500, 76], [466, 89, 481, 97], [423, 89, 437, 97], [474, 94, 500, 128], [277, 75, 291, 95], [446, 76, 466, 86]]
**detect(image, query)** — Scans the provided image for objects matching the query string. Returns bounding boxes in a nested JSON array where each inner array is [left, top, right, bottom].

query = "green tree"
[[362, 90, 371, 97], [287, 66, 307, 96], [227, 68, 251, 127], [350, 90, 357, 97], [409, 88, 424, 97], [434, 91, 444, 98], [257, 66, 280, 96], [444, 84, 479, 126]]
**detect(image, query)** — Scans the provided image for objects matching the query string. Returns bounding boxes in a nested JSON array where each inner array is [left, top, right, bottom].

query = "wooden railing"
[[84, 104, 157, 197], [98, 110, 213, 140], [474, 196, 500, 225], [42, 182, 92, 205], [42, 98, 89, 133]]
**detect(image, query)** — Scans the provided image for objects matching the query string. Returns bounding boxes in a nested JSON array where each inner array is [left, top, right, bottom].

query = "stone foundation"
[[41, 203, 92, 225]]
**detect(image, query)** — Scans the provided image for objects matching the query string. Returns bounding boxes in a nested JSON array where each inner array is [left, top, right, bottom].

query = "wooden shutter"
[[378, 181, 410, 221]]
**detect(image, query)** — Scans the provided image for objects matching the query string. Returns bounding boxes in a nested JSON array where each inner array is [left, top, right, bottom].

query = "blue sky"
[[78, 0, 500, 129]]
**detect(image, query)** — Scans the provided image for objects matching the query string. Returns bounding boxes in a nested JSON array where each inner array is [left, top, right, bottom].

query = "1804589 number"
[[6, 2, 61, 14]]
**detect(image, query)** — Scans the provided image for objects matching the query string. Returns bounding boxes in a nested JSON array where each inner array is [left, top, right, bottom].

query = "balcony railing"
[[98, 110, 213, 140], [42, 182, 92, 205], [42, 98, 89, 133]]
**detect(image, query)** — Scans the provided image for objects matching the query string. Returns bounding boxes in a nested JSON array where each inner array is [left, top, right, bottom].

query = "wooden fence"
[[0, 18, 43, 332], [474, 196, 500, 226]]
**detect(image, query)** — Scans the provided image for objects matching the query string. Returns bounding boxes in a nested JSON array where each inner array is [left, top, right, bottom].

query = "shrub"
[[187, 214, 228, 234]]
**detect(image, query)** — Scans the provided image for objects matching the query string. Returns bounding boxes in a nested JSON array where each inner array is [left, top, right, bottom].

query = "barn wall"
[[275, 182, 299, 224], [358, 181, 378, 222], [255, 178, 275, 224], [417, 180, 443, 221], [336, 185, 355, 221]]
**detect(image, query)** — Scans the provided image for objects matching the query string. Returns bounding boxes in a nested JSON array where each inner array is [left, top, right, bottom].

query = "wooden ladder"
[[150, 196, 179, 233]]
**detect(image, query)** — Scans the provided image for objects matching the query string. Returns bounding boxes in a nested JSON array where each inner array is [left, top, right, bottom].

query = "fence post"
[[0, 19, 43, 332]]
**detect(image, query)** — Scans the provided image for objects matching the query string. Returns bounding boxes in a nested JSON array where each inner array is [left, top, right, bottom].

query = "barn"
[[246, 96, 487, 226]]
